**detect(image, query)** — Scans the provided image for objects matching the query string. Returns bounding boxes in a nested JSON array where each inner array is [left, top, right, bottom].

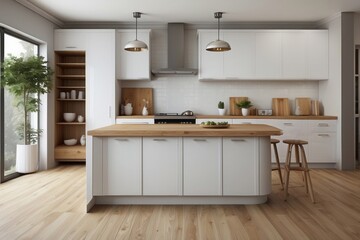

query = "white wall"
[[121, 29, 320, 115], [0, 0, 57, 170]]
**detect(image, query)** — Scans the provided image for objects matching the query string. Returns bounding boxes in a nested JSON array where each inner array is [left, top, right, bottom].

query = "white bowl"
[[63, 113, 76, 122], [64, 139, 77, 146]]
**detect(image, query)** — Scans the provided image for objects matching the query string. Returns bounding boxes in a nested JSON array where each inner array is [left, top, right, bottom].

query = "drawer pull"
[[241, 122, 252, 124], [318, 134, 330, 137], [153, 139, 166, 141], [231, 139, 246, 142], [115, 139, 128, 142], [65, 46, 77, 49], [318, 123, 329, 127], [283, 123, 293, 126], [193, 139, 206, 142]]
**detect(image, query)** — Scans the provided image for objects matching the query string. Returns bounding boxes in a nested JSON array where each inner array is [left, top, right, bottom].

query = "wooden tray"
[[201, 124, 230, 128]]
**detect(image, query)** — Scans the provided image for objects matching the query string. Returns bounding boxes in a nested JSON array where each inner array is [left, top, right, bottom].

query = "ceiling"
[[19, 0, 360, 25]]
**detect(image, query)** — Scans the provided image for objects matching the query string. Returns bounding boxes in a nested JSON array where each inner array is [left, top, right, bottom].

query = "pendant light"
[[206, 12, 231, 52], [124, 12, 148, 51]]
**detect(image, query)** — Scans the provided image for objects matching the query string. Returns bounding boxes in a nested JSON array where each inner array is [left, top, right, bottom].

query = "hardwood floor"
[[0, 164, 359, 239]]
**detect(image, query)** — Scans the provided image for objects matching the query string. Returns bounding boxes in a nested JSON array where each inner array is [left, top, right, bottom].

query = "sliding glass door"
[[0, 28, 39, 182]]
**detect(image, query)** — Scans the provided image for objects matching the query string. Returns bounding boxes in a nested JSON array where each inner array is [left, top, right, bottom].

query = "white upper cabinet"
[[198, 29, 329, 80], [255, 31, 282, 79], [198, 31, 224, 79], [307, 30, 329, 79], [282, 31, 307, 79], [223, 32, 256, 79], [54, 29, 88, 51], [116, 29, 151, 80]]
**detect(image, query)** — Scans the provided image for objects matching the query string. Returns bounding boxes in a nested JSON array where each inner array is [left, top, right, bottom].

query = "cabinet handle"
[[115, 138, 128, 142], [241, 122, 252, 124], [65, 46, 77, 49], [153, 139, 166, 141], [318, 123, 329, 127], [193, 139, 206, 142], [283, 123, 293, 126], [231, 139, 246, 142], [318, 134, 330, 137]]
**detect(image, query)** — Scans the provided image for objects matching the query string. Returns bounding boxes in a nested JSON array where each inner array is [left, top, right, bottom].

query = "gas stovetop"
[[154, 113, 196, 124]]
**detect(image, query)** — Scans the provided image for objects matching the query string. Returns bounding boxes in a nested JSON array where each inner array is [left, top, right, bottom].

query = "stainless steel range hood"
[[151, 23, 198, 75]]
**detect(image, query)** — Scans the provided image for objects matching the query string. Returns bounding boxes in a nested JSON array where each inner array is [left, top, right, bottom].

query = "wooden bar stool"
[[270, 139, 284, 189], [283, 139, 315, 203]]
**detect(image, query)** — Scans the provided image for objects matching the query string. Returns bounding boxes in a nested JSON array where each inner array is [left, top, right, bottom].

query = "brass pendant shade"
[[124, 12, 148, 52], [206, 12, 231, 52]]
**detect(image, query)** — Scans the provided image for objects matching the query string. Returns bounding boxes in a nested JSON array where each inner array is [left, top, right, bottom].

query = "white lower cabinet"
[[183, 137, 222, 195], [223, 137, 258, 195], [102, 137, 142, 195], [143, 137, 182, 195]]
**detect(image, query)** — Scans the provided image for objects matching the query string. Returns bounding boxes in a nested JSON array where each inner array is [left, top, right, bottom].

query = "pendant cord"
[[135, 17, 138, 40], [217, 17, 220, 40]]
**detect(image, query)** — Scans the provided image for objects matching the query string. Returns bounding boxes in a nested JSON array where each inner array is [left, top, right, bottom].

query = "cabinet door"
[[116, 30, 150, 80], [198, 31, 224, 79], [102, 137, 142, 195], [307, 30, 329, 79], [282, 31, 307, 79], [54, 30, 87, 51], [183, 137, 222, 195], [223, 137, 258, 195], [223, 32, 256, 79], [143, 137, 182, 195], [255, 32, 282, 79], [308, 132, 336, 163], [86, 30, 116, 129]]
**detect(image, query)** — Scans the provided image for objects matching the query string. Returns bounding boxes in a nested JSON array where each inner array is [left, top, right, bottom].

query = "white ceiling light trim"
[[124, 12, 148, 52], [206, 12, 231, 52]]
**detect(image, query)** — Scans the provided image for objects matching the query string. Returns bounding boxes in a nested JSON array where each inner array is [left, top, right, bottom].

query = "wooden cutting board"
[[272, 98, 291, 116], [229, 97, 248, 116], [295, 98, 311, 116], [121, 88, 153, 115]]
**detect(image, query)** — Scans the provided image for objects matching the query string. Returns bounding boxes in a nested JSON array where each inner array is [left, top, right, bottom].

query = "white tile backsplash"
[[121, 77, 319, 115]]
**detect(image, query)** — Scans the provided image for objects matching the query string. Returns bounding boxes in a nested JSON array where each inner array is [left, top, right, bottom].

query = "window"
[[0, 28, 39, 182]]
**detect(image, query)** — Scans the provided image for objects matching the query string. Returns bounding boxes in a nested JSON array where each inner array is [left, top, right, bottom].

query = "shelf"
[[56, 98, 86, 101], [56, 122, 86, 125], [56, 63, 85, 68], [57, 86, 85, 89], [57, 75, 85, 79]]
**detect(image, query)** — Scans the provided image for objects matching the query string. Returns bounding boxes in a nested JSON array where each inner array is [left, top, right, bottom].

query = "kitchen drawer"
[[55, 145, 86, 160], [116, 118, 154, 124], [308, 120, 337, 133]]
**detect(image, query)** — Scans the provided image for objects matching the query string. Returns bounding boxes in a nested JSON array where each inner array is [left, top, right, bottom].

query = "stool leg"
[[273, 143, 284, 189], [284, 144, 292, 201], [300, 145, 315, 203], [295, 144, 306, 183]]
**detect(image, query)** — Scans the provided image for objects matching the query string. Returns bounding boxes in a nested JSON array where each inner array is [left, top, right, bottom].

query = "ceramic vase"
[[242, 108, 250, 116], [80, 135, 86, 146], [218, 108, 226, 116], [142, 106, 149, 116]]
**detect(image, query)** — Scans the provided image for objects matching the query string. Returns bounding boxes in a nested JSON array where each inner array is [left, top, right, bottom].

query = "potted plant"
[[236, 100, 253, 116], [218, 101, 226, 115], [1, 55, 53, 173]]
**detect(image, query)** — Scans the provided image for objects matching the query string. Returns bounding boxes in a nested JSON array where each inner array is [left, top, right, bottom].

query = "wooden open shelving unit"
[[55, 51, 86, 162]]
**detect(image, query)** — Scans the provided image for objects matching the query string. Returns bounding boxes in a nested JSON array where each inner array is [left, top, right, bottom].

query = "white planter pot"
[[218, 108, 226, 116], [16, 144, 38, 173], [242, 108, 250, 116]]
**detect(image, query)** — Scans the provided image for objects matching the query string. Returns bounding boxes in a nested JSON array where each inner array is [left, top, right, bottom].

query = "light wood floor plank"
[[0, 165, 359, 239]]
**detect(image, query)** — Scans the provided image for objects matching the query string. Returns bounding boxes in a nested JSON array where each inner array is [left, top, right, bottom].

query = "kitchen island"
[[87, 124, 282, 211]]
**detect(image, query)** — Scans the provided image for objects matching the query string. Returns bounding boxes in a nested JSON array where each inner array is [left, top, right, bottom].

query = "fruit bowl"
[[64, 139, 77, 146], [63, 113, 76, 122]]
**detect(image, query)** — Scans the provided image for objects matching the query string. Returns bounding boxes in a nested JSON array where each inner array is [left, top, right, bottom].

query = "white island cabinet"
[[102, 137, 142, 196], [183, 137, 222, 195], [143, 137, 182, 195], [87, 124, 281, 210]]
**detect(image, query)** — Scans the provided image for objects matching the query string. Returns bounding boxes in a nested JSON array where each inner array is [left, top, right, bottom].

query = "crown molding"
[[16, 0, 64, 27], [316, 12, 342, 26]]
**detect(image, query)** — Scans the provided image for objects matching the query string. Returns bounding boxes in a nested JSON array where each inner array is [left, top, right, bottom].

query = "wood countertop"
[[88, 124, 282, 137], [116, 115, 337, 120]]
